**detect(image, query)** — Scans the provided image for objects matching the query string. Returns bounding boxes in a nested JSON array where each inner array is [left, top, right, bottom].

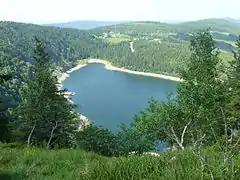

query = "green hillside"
[[92, 19, 239, 53], [174, 19, 240, 34], [91, 19, 238, 75], [0, 20, 237, 79], [92, 19, 240, 35], [0, 21, 190, 78], [0, 21, 107, 71]]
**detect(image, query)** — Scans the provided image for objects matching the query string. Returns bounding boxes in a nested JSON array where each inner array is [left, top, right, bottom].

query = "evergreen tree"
[[0, 74, 12, 141], [17, 38, 77, 148]]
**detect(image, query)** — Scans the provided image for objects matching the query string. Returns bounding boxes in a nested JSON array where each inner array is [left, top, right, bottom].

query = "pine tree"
[[17, 38, 77, 148], [0, 74, 12, 141]]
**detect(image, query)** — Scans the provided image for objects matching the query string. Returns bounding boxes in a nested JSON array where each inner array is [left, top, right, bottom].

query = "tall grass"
[[0, 144, 240, 180]]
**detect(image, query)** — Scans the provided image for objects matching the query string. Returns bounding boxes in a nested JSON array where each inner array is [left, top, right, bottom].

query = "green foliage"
[[133, 97, 187, 147], [0, 73, 12, 141], [93, 19, 240, 36], [0, 52, 27, 105], [0, 102, 10, 141], [76, 124, 154, 157], [0, 75, 11, 84], [0, 21, 107, 71], [226, 36, 240, 128], [0, 52, 23, 142], [103, 36, 131, 44], [15, 39, 77, 148], [133, 30, 228, 149], [100, 40, 190, 76], [76, 124, 117, 156], [116, 124, 155, 155], [177, 30, 227, 144]]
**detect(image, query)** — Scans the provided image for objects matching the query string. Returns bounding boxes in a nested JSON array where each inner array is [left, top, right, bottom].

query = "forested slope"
[[0, 20, 238, 79], [92, 19, 240, 53], [92, 19, 240, 36], [100, 40, 190, 75], [0, 21, 107, 70], [90, 19, 239, 75], [0, 21, 190, 76]]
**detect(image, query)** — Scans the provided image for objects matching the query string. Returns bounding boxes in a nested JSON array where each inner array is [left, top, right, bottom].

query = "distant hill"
[[44, 20, 126, 30], [222, 18, 240, 24], [92, 19, 240, 35], [176, 19, 240, 34], [90, 18, 240, 52]]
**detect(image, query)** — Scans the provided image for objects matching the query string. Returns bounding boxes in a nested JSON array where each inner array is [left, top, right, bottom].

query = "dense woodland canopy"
[[0, 21, 107, 70], [1, 19, 240, 179]]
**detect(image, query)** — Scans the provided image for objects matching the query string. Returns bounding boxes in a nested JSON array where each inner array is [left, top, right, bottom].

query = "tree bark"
[[27, 120, 36, 147], [47, 121, 58, 148]]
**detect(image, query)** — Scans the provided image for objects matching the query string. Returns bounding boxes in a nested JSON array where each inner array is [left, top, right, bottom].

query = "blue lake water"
[[63, 63, 178, 132]]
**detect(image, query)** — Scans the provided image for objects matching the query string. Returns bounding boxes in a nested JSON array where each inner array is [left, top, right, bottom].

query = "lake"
[[63, 63, 178, 132]]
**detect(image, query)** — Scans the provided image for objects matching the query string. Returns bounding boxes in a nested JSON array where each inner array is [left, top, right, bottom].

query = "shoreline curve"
[[58, 58, 182, 83], [88, 59, 183, 82], [57, 58, 182, 129]]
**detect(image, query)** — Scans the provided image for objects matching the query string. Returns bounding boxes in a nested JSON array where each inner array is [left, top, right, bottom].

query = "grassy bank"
[[1, 144, 240, 180]]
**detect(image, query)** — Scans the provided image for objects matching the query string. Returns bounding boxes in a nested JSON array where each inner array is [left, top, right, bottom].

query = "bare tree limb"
[[170, 127, 185, 150], [193, 133, 206, 148], [27, 119, 36, 147], [47, 121, 58, 148], [168, 120, 192, 150], [49, 137, 59, 148], [220, 107, 228, 154], [181, 120, 192, 145]]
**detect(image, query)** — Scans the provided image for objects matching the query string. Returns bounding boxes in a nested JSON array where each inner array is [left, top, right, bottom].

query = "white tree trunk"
[[47, 121, 58, 148], [27, 120, 36, 147]]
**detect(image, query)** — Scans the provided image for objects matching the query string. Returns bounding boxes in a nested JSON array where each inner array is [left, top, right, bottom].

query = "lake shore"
[[57, 58, 181, 129], [88, 59, 183, 82], [58, 64, 87, 84], [58, 59, 182, 83], [57, 63, 89, 129]]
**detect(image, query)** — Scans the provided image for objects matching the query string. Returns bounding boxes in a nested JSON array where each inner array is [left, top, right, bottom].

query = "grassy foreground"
[[1, 144, 240, 180]]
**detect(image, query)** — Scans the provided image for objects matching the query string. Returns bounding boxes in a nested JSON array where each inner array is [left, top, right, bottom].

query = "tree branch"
[[181, 120, 192, 145], [27, 119, 36, 147], [47, 121, 58, 148], [170, 126, 185, 150]]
